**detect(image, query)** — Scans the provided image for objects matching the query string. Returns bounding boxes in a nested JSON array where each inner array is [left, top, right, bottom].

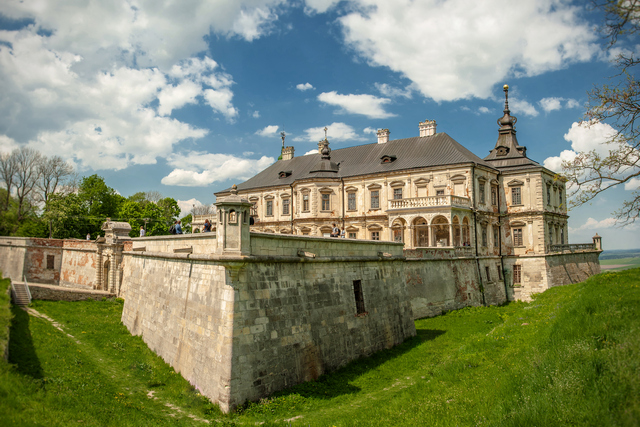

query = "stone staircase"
[[11, 282, 31, 306]]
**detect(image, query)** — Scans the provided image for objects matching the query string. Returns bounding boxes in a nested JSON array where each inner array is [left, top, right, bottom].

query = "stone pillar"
[[215, 184, 253, 256], [593, 233, 602, 250], [95, 248, 103, 290]]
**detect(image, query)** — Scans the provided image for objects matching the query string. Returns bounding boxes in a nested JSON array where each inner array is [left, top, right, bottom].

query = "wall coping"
[[122, 251, 405, 263]]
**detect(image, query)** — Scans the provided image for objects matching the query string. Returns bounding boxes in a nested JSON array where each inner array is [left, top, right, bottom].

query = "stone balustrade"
[[548, 243, 596, 253], [389, 195, 471, 210]]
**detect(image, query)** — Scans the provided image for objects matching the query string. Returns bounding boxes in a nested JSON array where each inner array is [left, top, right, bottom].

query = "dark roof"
[[219, 133, 496, 194]]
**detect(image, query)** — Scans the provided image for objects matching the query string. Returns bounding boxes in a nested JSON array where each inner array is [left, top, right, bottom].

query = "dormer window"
[[496, 146, 509, 157], [278, 170, 292, 179], [380, 155, 397, 164]]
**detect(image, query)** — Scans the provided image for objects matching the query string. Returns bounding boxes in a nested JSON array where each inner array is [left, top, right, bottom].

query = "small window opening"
[[353, 280, 366, 315], [513, 265, 522, 284], [485, 266, 491, 281], [497, 265, 503, 280], [46, 254, 55, 270]]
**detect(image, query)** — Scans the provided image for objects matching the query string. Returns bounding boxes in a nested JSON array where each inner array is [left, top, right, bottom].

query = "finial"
[[497, 83, 517, 129], [280, 131, 286, 148], [231, 184, 238, 195], [324, 126, 328, 140]]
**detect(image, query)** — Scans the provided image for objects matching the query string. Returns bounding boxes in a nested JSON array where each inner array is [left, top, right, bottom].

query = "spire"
[[497, 84, 517, 130], [310, 127, 339, 173]]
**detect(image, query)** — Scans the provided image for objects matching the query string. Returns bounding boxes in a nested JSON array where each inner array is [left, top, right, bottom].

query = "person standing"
[[175, 220, 183, 234], [139, 226, 145, 237], [203, 219, 211, 232], [86, 233, 91, 240], [331, 223, 340, 237], [340, 227, 346, 238]]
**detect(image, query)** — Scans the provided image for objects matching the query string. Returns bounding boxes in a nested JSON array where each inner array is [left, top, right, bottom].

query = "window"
[[559, 189, 563, 205], [511, 187, 522, 205], [348, 232, 357, 239], [371, 231, 380, 240], [282, 198, 290, 215], [513, 228, 523, 246], [479, 182, 485, 204], [561, 228, 565, 245], [493, 226, 499, 247], [321, 193, 330, 211], [547, 185, 551, 205], [393, 188, 403, 200], [513, 265, 522, 284], [481, 225, 487, 247], [497, 265, 503, 280], [491, 186, 497, 206], [302, 194, 309, 212], [549, 226, 553, 243], [436, 189, 445, 196], [46, 255, 55, 270], [353, 280, 366, 315], [347, 192, 356, 211], [485, 266, 491, 281], [370, 190, 379, 209], [266, 200, 273, 216], [393, 228, 403, 242]]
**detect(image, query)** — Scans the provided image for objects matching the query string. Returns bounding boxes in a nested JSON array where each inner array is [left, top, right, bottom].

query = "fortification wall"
[[0, 237, 28, 280], [0, 237, 63, 284], [120, 234, 415, 412], [59, 240, 98, 288], [130, 233, 218, 254]]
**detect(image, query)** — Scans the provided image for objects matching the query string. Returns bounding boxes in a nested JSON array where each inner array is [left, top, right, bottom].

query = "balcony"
[[549, 243, 596, 253], [389, 195, 471, 210]]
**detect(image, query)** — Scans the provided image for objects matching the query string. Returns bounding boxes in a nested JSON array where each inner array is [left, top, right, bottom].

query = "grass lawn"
[[1, 268, 639, 426]]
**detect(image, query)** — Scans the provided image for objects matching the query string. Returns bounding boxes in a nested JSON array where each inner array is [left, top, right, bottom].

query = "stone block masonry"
[[120, 232, 416, 412]]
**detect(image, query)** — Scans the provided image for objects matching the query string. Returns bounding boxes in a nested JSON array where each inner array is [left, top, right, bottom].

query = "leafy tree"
[[180, 213, 192, 234], [563, 0, 640, 224]]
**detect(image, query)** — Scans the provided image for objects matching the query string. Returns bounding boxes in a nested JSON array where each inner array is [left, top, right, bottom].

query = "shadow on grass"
[[8, 306, 44, 380], [244, 328, 446, 409]]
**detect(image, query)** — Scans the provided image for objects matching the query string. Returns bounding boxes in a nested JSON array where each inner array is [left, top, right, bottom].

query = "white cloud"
[[570, 217, 618, 231], [539, 97, 581, 113], [0, 1, 285, 170], [177, 198, 203, 219], [374, 83, 412, 99], [252, 111, 261, 118], [296, 82, 315, 91], [256, 125, 279, 137], [478, 106, 491, 114], [304, 0, 340, 14], [304, 149, 318, 156], [292, 122, 365, 143], [363, 127, 377, 134], [625, 177, 640, 191], [0, 135, 19, 154], [318, 91, 395, 118], [161, 151, 275, 186], [510, 98, 539, 117], [337, 0, 598, 102], [543, 121, 617, 172]]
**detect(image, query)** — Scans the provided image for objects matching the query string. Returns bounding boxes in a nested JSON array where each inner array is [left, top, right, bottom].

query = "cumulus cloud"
[[304, 149, 318, 156], [318, 91, 395, 118], [177, 198, 203, 219], [363, 127, 377, 134], [625, 177, 640, 191], [256, 125, 279, 136], [570, 217, 619, 231], [337, 0, 598, 102], [375, 83, 412, 99], [292, 122, 366, 143], [304, 0, 340, 14], [543, 121, 617, 172], [252, 111, 261, 118], [509, 98, 539, 117], [161, 151, 275, 186], [0, 135, 19, 154], [539, 97, 581, 113], [0, 1, 284, 170], [296, 82, 315, 91], [478, 106, 491, 114]]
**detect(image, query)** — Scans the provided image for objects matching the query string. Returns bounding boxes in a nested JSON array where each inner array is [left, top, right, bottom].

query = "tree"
[[13, 147, 42, 223], [36, 155, 74, 204], [563, 0, 640, 225], [0, 151, 18, 212]]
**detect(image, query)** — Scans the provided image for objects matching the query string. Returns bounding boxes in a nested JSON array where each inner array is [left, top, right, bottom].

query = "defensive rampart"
[[120, 231, 415, 412]]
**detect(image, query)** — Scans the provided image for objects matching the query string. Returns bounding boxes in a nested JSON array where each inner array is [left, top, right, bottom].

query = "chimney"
[[419, 119, 436, 137], [281, 146, 294, 160], [377, 128, 390, 144]]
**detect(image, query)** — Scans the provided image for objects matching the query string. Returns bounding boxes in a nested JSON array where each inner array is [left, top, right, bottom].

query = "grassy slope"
[[1, 269, 639, 426], [600, 257, 640, 270]]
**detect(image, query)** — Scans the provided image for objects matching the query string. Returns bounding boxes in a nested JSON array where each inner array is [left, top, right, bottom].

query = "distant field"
[[600, 257, 640, 270]]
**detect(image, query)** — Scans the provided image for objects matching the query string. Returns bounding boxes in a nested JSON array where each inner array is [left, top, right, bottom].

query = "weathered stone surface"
[[29, 283, 114, 301]]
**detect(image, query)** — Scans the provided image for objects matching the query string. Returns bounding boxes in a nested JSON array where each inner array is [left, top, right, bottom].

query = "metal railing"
[[389, 195, 471, 209]]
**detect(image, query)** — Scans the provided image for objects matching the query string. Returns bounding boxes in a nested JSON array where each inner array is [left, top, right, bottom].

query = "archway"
[[103, 259, 110, 291], [452, 216, 461, 246], [463, 217, 470, 246], [413, 217, 429, 247], [432, 215, 450, 246], [391, 218, 406, 243]]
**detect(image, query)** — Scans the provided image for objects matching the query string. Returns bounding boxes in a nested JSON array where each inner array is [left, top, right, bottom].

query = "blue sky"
[[0, 0, 638, 249]]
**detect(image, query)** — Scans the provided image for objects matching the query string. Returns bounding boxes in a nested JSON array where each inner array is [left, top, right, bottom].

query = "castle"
[[0, 86, 602, 412]]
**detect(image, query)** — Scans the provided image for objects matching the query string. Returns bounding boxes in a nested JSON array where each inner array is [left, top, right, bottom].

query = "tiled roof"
[[220, 133, 496, 194]]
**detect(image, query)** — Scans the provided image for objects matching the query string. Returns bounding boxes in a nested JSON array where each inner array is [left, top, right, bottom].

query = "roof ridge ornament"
[[498, 84, 517, 129]]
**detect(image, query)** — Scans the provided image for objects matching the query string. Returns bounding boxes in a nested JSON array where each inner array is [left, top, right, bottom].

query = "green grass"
[[600, 256, 640, 270], [1, 269, 639, 426]]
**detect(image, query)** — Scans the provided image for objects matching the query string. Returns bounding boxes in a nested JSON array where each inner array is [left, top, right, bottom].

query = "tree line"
[[0, 147, 189, 239]]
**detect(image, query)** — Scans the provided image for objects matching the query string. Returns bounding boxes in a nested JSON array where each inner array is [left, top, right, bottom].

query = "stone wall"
[[59, 240, 98, 288], [120, 233, 415, 412], [29, 283, 113, 301], [129, 232, 218, 254]]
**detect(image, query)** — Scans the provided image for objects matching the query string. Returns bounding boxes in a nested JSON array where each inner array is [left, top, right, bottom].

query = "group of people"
[[330, 223, 346, 238]]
